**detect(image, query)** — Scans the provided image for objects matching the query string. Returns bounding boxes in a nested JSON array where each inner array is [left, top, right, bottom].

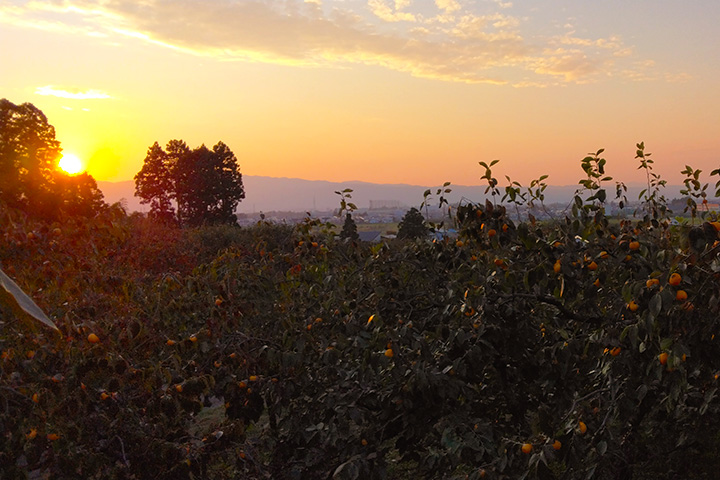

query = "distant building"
[[358, 231, 382, 243], [369, 200, 401, 210], [430, 229, 459, 241]]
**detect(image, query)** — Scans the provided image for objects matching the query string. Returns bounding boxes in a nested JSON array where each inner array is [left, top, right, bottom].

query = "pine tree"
[[397, 207, 428, 240], [134, 142, 176, 222], [340, 213, 359, 241], [134, 139, 245, 226]]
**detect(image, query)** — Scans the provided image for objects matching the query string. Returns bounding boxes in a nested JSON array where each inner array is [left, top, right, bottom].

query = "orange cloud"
[[0, 0, 669, 86]]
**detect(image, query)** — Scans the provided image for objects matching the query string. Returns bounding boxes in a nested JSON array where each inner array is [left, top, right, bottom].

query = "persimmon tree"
[[3, 142, 720, 479]]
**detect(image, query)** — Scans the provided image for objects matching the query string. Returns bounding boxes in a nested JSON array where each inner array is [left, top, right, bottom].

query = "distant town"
[[98, 176, 719, 240]]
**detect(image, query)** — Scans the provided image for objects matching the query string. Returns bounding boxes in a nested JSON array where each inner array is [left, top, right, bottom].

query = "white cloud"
[[35, 86, 112, 99]]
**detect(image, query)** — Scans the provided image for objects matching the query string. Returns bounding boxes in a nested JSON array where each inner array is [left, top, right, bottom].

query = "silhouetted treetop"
[[0, 98, 106, 219], [340, 212, 359, 241], [134, 139, 245, 226], [397, 207, 428, 240]]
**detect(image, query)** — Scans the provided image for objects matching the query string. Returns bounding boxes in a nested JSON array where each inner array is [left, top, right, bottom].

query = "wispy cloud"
[[435, 0, 461, 14], [35, 86, 112, 100], [368, 0, 416, 22], [0, 0, 669, 86]]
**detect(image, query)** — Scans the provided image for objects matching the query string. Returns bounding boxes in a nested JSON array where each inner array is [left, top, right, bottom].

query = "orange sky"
[[1, 1, 718, 188]]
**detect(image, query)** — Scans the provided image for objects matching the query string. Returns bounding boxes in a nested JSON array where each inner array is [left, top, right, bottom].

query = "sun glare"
[[58, 153, 84, 175]]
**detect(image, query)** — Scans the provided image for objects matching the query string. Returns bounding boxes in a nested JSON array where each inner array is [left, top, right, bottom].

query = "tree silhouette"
[[56, 172, 107, 218], [135, 140, 245, 226], [397, 207, 428, 240], [0, 99, 106, 219], [134, 142, 176, 222], [1, 99, 60, 212], [340, 213, 359, 241]]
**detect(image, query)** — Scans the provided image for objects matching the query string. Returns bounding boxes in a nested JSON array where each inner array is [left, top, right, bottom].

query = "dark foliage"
[[135, 140, 245, 226], [397, 207, 428, 240], [340, 213, 359, 241], [0, 99, 106, 219]]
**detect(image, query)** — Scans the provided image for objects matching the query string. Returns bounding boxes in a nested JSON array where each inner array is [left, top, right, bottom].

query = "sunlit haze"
[[58, 153, 84, 175], [1, 1, 718, 187]]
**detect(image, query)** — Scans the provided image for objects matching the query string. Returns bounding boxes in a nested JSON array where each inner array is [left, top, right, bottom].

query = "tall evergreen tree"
[[134, 139, 245, 226], [340, 213, 359, 241], [134, 142, 176, 222], [397, 207, 428, 240]]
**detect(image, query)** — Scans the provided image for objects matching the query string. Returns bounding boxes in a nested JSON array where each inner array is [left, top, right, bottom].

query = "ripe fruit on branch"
[[578, 421, 587, 434]]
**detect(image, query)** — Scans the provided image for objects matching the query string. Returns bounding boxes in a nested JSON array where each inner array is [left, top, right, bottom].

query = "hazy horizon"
[[97, 175, 713, 215]]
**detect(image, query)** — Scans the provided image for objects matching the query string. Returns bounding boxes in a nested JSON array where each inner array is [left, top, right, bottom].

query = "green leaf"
[[0, 268, 58, 331], [333, 456, 361, 480], [597, 440, 607, 455], [637, 384, 648, 403], [649, 293, 662, 319], [700, 388, 717, 415], [585, 465, 597, 480]]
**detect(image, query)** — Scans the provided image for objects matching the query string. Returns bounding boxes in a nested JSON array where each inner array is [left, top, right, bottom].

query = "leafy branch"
[[479, 160, 500, 206], [335, 188, 357, 217]]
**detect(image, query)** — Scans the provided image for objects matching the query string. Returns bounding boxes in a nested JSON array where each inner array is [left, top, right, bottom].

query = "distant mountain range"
[[97, 176, 701, 215]]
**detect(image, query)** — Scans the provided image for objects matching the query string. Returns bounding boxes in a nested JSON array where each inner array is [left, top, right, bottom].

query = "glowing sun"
[[58, 153, 84, 175]]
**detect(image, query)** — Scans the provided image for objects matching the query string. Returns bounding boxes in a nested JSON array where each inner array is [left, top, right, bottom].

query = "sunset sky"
[[1, 0, 718, 188]]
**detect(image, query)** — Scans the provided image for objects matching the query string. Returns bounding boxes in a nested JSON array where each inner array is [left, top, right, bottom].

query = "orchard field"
[[2, 147, 720, 479]]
